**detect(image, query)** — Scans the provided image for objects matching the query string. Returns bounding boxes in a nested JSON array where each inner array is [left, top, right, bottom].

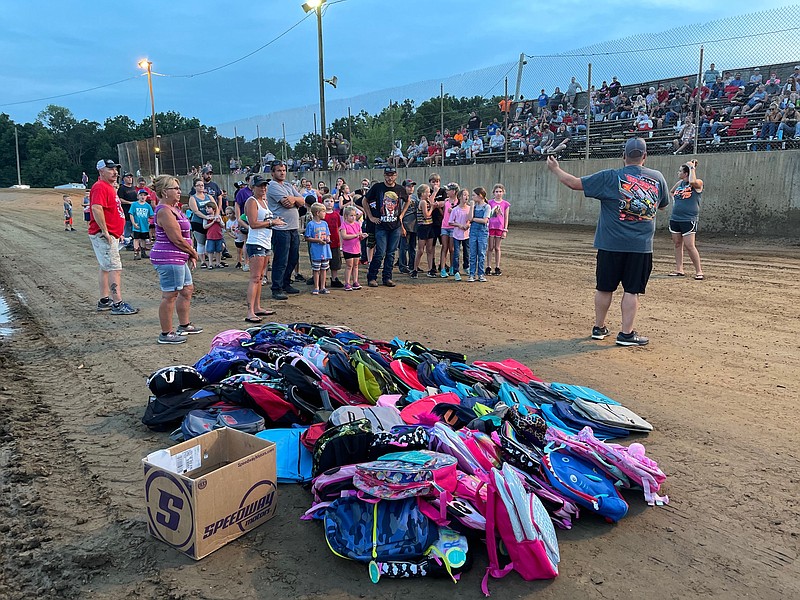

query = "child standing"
[[81, 191, 91, 228], [225, 206, 247, 269], [339, 205, 367, 290], [130, 189, 155, 259], [448, 189, 471, 281], [439, 183, 459, 277], [304, 202, 333, 295], [202, 201, 225, 269], [412, 184, 435, 278], [63, 195, 75, 231], [398, 179, 418, 274], [323, 195, 345, 288], [468, 187, 491, 282], [488, 183, 511, 275]]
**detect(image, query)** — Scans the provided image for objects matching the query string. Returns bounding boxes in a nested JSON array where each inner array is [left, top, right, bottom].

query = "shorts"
[[89, 232, 122, 271], [234, 240, 245, 249], [154, 263, 193, 292], [246, 244, 271, 258], [190, 221, 206, 234], [440, 227, 454, 237], [311, 258, 330, 271], [595, 249, 653, 295], [417, 224, 434, 240], [367, 232, 376, 249], [669, 220, 698, 236], [206, 238, 223, 253], [132, 231, 150, 240], [84, 212, 91, 222], [489, 228, 505, 237], [329, 247, 342, 271], [343, 251, 361, 260]]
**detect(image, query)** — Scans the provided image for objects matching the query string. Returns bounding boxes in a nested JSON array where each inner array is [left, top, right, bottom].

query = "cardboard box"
[[143, 427, 277, 559]]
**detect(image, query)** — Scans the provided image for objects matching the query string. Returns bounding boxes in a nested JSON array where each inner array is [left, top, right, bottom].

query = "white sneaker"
[[468, 276, 475, 282], [242, 264, 250, 272]]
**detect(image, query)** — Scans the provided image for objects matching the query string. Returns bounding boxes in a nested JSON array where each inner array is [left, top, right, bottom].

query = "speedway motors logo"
[[202, 480, 277, 540], [145, 468, 195, 553]]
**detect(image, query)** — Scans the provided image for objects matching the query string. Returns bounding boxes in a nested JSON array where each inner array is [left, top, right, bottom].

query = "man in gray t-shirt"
[[547, 137, 669, 347], [266, 161, 306, 299]]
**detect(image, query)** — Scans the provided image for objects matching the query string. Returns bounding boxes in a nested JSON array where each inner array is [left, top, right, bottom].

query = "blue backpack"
[[255, 428, 313, 483], [194, 347, 250, 383]]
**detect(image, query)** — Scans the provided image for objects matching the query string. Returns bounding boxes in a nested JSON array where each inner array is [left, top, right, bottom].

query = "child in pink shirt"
[[448, 189, 471, 281], [339, 205, 367, 290], [488, 183, 511, 275]]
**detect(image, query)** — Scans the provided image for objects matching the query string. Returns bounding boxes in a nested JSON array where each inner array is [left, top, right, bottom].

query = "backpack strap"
[[481, 478, 514, 596]]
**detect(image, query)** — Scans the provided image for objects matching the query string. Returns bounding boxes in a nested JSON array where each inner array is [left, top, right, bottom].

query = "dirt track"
[[0, 189, 798, 599]]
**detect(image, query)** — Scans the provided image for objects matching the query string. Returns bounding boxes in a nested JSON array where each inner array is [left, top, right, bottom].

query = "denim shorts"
[[440, 228, 454, 237], [154, 263, 193, 292], [206, 238, 223, 254], [246, 243, 271, 258]]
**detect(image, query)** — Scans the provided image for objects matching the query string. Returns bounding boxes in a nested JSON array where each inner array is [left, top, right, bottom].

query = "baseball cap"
[[624, 137, 647, 159], [96, 159, 120, 170], [123, 172, 133, 177], [137, 189, 149, 195], [446, 182, 459, 191], [201, 166, 213, 174], [402, 179, 416, 187], [383, 166, 397, 174], [252, 175, 270, 186]]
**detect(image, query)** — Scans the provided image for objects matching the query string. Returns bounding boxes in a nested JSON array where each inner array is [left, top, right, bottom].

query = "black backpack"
[[146, 365, 208, 397], [141, 389, 219, 432]]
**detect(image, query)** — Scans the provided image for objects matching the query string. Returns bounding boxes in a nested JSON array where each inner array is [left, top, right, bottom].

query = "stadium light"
[[301, 0, 329, 168], [138, 59, 159, 176]]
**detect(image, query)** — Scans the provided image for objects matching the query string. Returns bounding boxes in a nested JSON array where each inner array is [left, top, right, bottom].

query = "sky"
[[0, 0, 795, 142]]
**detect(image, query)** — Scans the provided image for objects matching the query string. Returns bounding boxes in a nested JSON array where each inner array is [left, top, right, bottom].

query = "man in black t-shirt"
[[192, 166, 223, 206], [117, 172, 138, 249], [362, 166, 408, 287], [467, 112, 481, 138]]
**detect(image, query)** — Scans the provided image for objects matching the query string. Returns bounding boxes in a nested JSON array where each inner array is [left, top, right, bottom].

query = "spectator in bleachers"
[[730, 73, 746, 88], [553, 104, 567, 123], [610, 92, 633, 120], [550, 87, 565, 111], [672, 115, 696, 154], [425, 142, 443, 166], [632, 94, 647, 113], [679, 76, 692, 95], [710, 77, 726, 99], [567, 110, 587, 134], [550, 123, 571, 156], [406, 140, 420, 164], [608, 76, 622, 98], [634, 108, 653, 133], [524, 127, 541, 156], [471, 134, 484, 158], [758, 103, 783, 147], [566, 77, 583, 106], [740, 85, 768, 115], [645, 87, 658, 108], [487, 119, 501, 137], [656, 84, 669, 104], [537, 89, 549, 115], [749, 68, 762, 85], [784, 76, 800, 94], [765, 73, 782, 95], [533, 126, 554, 156], [726, 86, 748, 115], [703, 63, 720, 86], [489, 129, 506, 153], [652, 102, 668, 129], [389, 141, 409, 168], [664, 94, 685, 126], [467, 111, 481, 138], [777, 104, 798, 139]]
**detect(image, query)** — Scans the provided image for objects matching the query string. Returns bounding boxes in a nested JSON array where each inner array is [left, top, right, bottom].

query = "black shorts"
[[417, 224, 434, 240], [190, 221, 205, 234], [132, 231, 150, 240], [234, 241, 245, 249], [596, 249, 653, 295], [329, 248, 342, 271], [668, 220, 698, 236], [343, 251, 361, 260]]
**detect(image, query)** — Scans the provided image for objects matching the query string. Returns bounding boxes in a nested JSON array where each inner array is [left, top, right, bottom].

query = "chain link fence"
[[120, 7, 800, 175]]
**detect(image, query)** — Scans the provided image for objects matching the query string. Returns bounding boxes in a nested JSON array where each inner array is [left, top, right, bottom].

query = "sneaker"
[[344, 284, 353, 291], [242, 264, 250, 272], [440, 268, 448, 278], [200, 262, 208, 269], [615, 331, 649, 347], [110, 301, 139, 315], [235, 262, 242, 269], [352, 281, 362, 290], [478, 275, 487, 282], [468, 276, 475, 282], [177, 323, 203, 335], [383, 279, 396, 287], [294, 273, 307, 282], [426, 271, 437, 278], [367, 280, 379, 288], [207, 264, 213, 270], [219, 262, 228, 268], [97, 298, 113, 311], [262, 276, 268, 285], [158, 332, 187, 345], [495, 268, 503, 276], [591, 326, 610, 340], [454, 272, 462, 281], [284, 286, 300, 294], [448, 267, 454, 276], [222, 250, 232, 259], [141, 250, 149, 258], [331, 278, 345, 288], [398, 267, 411, 274], [410, 270, 418, 279], [133, 253, 141, 261], [272, 291, 288, 300], [320, 288, 330, 294]]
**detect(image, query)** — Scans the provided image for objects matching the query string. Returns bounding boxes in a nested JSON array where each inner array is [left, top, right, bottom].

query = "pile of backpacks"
[[142, 322, 668, 593]]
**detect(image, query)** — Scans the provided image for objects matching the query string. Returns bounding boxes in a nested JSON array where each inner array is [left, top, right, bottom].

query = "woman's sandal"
[[255, 309, 276, 316], [667, 272, 686, 277], [244, 316, 263, 323], [694, 274, 705, 280]]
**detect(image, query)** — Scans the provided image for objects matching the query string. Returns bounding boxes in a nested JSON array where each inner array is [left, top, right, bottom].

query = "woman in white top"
[[244, 175, 285, 322]]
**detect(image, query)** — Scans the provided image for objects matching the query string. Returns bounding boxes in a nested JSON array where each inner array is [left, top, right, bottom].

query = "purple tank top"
[[150, 204, 191, 265]]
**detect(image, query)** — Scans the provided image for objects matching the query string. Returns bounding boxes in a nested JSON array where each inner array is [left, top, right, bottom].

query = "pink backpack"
[[482, 464, 560, 595], [210, 329, 251, 349]]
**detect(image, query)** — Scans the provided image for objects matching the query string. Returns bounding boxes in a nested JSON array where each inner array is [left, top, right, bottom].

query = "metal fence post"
[[586, 62, 592, 160], [198, 129, 204, 166], [183, 136, 189, 175]]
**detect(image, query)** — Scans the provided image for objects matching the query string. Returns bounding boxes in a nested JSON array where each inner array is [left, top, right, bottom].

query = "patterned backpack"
[[353, 450, 458, 501]]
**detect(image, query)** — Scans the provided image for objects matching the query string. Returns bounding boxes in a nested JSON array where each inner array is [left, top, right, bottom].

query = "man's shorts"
[[132, 231, 150, 240], [596, 249, 653, 295], [329, 247, 342, 271], [416, 224, 434, 241], [669, 220, 698, 236], [246, 244, 271, 258], [154, 263, 192, 292], [89, 233, 122, 272]]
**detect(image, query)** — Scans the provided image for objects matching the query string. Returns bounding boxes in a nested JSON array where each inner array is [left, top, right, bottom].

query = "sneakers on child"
[[242, 264, 250, 272], [591, 326, 610, 340], [454, 272, 462, 281], [468, 276, 476, 282], [426, 271, 437, 278], [440, 268, 448, 278], [478, 275, 488, 282], [177, 323, 203, 335], [111, 301, 139, 315], [158, 332, 187, 345], [344, 284, 353, 291], [352, 281, 362, 290], [410, 270, 418, 279], [615, 331, 649, 346], [320, 288, 330, 294]]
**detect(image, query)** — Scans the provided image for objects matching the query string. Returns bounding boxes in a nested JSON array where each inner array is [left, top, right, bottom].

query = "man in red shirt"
[[88, 159, 139, 315]]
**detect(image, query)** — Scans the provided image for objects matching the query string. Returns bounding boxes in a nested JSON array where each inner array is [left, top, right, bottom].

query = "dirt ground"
[[0, 188, 798, 599]]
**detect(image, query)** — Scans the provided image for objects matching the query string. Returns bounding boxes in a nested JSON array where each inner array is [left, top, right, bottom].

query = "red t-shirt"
[[323, 210, 342, 249], [88, 179, 125, 238]]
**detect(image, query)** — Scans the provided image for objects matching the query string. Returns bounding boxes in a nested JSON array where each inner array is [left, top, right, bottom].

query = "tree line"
[[0, 94, 505, 187]]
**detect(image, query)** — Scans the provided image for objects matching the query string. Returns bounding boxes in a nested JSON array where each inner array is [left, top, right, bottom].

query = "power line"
[[0, 75, 142, 108]]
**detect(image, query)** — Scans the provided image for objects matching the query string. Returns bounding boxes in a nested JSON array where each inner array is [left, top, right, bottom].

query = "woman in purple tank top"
[[150, 175, 202, 345]]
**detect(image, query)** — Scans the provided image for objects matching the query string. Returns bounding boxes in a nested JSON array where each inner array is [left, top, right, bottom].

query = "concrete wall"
[[178, 150, 800, 235]]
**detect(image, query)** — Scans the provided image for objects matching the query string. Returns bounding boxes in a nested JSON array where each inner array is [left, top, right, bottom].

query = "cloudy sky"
[[0, 0, 794, 138]]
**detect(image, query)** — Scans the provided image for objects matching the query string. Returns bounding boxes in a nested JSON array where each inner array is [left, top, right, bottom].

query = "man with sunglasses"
[[267, 161, 305, 300]]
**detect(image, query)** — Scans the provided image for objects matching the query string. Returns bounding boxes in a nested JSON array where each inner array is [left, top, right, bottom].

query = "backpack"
[[311, 464, 360, 503], [324, 496, 438, 568], [326, 350, 360, 393], [255, 428, 313, 483], [146, 365, 208, 397], [194, 347, 250, 383], [141, 389, 219, 431], [570, 398, 653, 432], [351, 349, 401, 403], [481, 464, 560, 595], [399, 392, 460, 425], [329, 405, 404, 432], [371, 527, 471, 583], [210, 329, 251, 349], [242, 382, 305, 426], [353, 450, 458, 501], [312, 418, 374, 477], [178, 406, 265, 441]]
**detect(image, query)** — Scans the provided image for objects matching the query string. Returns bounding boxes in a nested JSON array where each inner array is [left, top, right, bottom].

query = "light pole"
[[138, 59, 159, 175], [302, 0, 328, 169]]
